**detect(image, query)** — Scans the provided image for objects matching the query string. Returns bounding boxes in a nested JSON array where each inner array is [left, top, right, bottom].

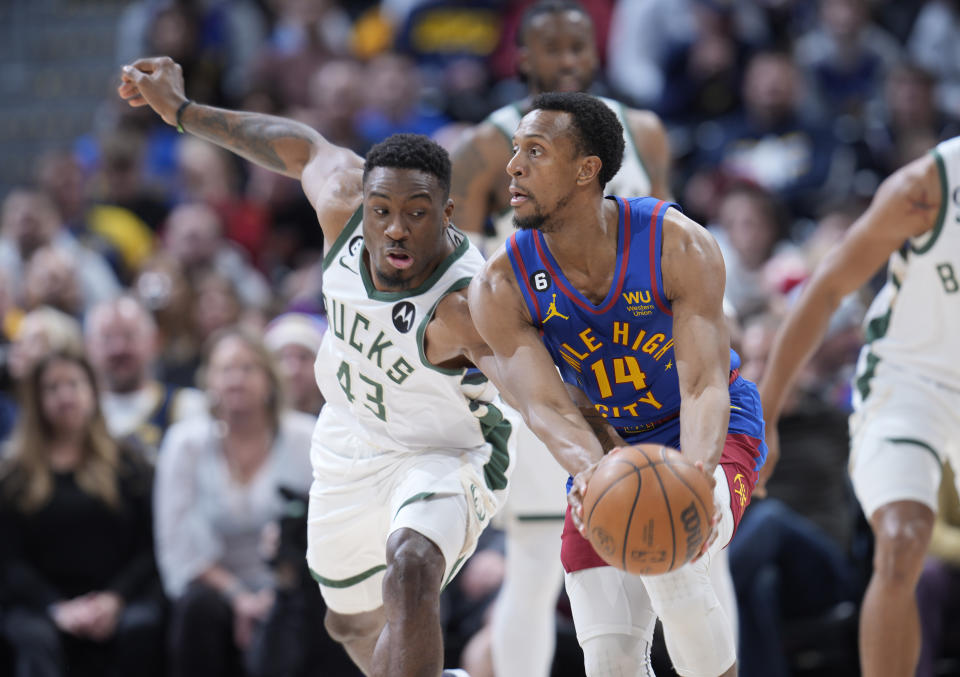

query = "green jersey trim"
[[616, 100, 651, 189], [516, 513, 566, 522], [911, 149, 947, 255], [310, 564, 386, 589], [886, 437, 942, 469], [322, 205, 364, 270], [855, 351, 881, 401], [472, 400, 512, 491], [416, 277, 473, 375], [359, 228, 470, 301], [395, 491, 436, 518]]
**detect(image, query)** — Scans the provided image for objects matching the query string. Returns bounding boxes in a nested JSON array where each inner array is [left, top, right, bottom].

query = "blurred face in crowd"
[[193, 273, 242, 341], [518, 9, 597, 94], [177, 138, 238, 204], [821, 0, 867, 42], [743, 53, 797, 124], [8, 309, 83, 381], [273, 343, 322, 413], [362, 167, 454, 291], [309, 59, 365, 129], [365, 53, 420, 119], [23, 246, 82, 315], [1, 189, 61, 259], [886, 65, 935, 131], [717, 189, 779, 270], [40, 357, 97, 436], [86, 298, 157, 394], [36, 152, 86, 222], [206, 334, 273, 420], [164, 203, 223, 270]]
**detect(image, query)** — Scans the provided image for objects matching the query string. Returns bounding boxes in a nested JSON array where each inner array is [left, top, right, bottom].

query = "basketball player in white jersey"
[[119, 57, 515, 677], [760, 137, 960, 676], [450, 4, 734, 675]]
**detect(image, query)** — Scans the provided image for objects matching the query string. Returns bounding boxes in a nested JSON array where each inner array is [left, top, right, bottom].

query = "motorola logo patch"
[[392, 301, 416, 333], [347, 235, 364, 256]]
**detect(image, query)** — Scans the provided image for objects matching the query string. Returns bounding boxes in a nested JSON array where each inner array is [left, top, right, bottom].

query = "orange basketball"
[[582, 444, 714, 575]]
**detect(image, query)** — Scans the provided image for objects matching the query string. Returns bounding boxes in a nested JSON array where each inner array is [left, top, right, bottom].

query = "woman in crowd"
[[154, 327, 314, 677], [0, 350, 164, 677]]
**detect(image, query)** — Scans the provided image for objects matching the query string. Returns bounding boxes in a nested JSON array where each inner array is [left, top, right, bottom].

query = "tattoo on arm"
[[188, 107, 316, 173]]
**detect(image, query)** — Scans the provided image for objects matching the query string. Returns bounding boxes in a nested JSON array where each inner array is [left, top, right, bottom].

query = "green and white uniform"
[[307, 208, 514, 614], [850, 136, 960, 517]]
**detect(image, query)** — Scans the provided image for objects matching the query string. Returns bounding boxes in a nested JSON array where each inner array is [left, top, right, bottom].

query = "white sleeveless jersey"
[[316, 208, 500, 453], [854, 136, 960, 404], [486, 95, 653, 199]]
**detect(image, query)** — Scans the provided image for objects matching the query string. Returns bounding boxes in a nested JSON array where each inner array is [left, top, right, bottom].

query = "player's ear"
[[577, 156, 602, 186], [443, 197, 455, 225]]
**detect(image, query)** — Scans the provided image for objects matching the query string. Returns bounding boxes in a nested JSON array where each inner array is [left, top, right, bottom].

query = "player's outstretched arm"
[[625, 108, 673, 201], [449, 123, 513, 235], [663, 208, 731, 474], [758, 151, 942, 491], [118, 57, 364, 242]]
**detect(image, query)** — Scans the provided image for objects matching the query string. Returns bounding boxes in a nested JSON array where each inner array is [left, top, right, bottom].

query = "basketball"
[[582, 444, 714, 576]]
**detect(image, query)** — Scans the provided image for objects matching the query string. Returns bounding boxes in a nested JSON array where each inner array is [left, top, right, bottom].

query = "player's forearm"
[[679, 382, 730, 472], [179, 104, 320, 179], [760, 279, 841, 421], [528, 407, 605, 476]]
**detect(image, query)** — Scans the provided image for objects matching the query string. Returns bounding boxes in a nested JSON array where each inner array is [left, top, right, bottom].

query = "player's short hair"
[[529, 92, 624, 188], [363, 134, 451, 200], [517, 0, 590, 47]]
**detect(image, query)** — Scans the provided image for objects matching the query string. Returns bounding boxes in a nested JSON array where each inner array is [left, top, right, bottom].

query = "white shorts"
[[495, 416, 569, 525], [850, 368, 960, 519], [307, 425, 513, 614]]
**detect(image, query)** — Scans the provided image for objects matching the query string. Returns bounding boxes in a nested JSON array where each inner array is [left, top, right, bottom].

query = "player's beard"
[[513, 193, 570, 233]]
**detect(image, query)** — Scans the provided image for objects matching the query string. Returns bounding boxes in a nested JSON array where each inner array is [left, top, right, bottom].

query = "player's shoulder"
[[314, 167, 364, 244]]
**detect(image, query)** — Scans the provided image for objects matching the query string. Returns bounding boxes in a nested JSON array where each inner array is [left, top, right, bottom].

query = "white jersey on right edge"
[[854, 136, 960, 406]]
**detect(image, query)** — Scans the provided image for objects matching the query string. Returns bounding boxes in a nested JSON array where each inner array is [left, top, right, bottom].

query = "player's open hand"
[[569, 459, 601, 536], [117, 57, 187, 127], [690, 460, 720, 562]]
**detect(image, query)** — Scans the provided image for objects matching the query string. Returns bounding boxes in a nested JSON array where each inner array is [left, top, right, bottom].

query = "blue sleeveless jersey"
[[506, 196, 766, 469]]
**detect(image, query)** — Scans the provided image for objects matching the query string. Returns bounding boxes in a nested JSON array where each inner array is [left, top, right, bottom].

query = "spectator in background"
[[0, 187, 119, 314], [859, 62, 960, 185], [306, 59, 367, 153], [0, 351, 165, 677], [154, 328, 314, 677], [7, 307, 84, 384], [794, 0, 901, 119], [162, 201, 272, 313], [354, 52, 450, 151], [916, 463, 960, 677], [85, 296, 207, 457], [687, 50, 840, 222], [730, 312, 866, 677], [192, 271, 250, 347], [133, 254, 202, 388], [908, 0, 960, 120], [175, 138, 272, 267], [263, 313, 326, 416], [710, 182, 792, 322]]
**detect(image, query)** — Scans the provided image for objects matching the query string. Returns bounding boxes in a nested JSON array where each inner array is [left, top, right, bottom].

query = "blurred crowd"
[[2, 0, 960, 675]]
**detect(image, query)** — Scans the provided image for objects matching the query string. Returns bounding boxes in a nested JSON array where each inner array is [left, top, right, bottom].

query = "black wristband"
[[175, 99, 193, 133]]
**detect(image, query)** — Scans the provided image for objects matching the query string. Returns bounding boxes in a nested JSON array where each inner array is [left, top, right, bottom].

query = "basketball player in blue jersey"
[[119, 57, 516, 677], [469, 92, 768, 676], [450, 3, 677, 675]]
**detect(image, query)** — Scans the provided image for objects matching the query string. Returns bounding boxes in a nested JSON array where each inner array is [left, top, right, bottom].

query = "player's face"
[[507, 110, 582, 232], [362, 168, 454, 291], [519, 10, 597, 94]]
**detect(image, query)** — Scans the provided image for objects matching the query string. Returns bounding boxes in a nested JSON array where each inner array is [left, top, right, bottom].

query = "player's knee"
[[872, 504, 935, 583], [324, 608, 381, 645], [384, 528, 446, 602], [581, 633, 653, 677]]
